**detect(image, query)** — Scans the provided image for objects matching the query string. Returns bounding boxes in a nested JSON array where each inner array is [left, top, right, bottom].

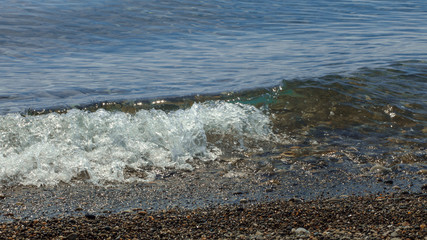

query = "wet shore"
[[0, 192, 426, 239], [1, 159, 426, 239]]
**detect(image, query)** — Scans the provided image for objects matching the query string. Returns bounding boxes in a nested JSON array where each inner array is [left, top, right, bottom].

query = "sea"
[[0, 0, 426, 187]]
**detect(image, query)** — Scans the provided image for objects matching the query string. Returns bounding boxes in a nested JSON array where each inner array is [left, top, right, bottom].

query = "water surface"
[[0, 0, 426, 187], [1, 0, 426, 113]]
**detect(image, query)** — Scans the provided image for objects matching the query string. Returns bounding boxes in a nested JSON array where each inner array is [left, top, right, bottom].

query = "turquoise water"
[[0, 0, 426, 186]]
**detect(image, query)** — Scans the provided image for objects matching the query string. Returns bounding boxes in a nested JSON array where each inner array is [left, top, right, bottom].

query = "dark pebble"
[[84, 214, 96, 220], [65, 233, 79, 240], [384, 180, 393, 184]]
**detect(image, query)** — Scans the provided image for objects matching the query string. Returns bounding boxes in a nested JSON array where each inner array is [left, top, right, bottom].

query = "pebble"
[[390, 230, 399, 237], [65, 233, 79, 240], [84, 214, 96, 220], [384, 180, 393, 184], [250, 231, 264, 240], [292, 227, 310, 236], [289, 197, 303, 203], [370, 164, 391, 174]]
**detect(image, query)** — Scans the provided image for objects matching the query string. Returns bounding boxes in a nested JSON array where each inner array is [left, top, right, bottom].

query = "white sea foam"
[[0, 101, 273, 186]]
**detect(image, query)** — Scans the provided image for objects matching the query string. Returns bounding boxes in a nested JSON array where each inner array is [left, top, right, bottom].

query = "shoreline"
[[1, 160, 425, 239], [1, 163, 425, 223], [0, 192, 425, 239]]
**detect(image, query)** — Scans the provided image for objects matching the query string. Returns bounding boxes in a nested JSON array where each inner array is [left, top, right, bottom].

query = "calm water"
[[1, 0, 427, 113], [0, 0, 426, 186]]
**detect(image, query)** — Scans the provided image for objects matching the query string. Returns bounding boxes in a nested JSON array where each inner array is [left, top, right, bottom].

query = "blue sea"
[[0, 0, 426, 186]]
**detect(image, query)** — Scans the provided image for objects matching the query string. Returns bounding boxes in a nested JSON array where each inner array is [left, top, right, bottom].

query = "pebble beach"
[[1, 193, 426, 239], [1, 1, 427, 239], [1, 162, 426, 240]]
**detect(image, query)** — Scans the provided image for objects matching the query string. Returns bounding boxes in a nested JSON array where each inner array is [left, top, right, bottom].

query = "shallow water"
[[0, 62, 426, 187], [0, 0, 426, 187]]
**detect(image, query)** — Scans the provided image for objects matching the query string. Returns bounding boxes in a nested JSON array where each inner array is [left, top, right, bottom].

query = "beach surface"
[[0, 193, 425, 239], [1, 164, 426, 239]]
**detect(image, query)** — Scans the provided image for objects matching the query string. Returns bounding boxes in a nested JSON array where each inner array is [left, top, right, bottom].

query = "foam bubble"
[[0, 101, 273, 186]]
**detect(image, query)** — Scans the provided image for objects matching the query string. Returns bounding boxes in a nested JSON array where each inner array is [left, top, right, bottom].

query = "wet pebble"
[[84, 214, 96, 220], [384, 180, 393, 184], [370, 164, 392, 174]]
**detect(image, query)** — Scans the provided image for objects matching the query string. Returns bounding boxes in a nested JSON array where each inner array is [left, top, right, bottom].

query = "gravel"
[[1, 193, 425, 239]]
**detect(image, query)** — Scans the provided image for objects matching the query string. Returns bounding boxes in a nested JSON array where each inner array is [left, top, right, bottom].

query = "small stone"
[[84, 214, 96, 220], [325, 197, 341, 203], [0, 194, 5, 199], [240, 199, 248, 204], [65, 233, 79, 240], [384, 180, 393, 184], [370, 164, 391, 175], [401, 221, 410, 226], [421, 184, 427, 191], [75, 207, 83, 211], [292, 227, 310, 236], [390, 231, 399, 237], [392, 185, 401, 190], [236, 207, 244, 212], [289, 197, 303, 203], [250, 231, 264, 240]]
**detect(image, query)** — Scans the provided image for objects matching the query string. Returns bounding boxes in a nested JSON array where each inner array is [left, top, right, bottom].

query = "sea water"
[[0, 0, 426, 186], [0, 102, 274, 185]]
